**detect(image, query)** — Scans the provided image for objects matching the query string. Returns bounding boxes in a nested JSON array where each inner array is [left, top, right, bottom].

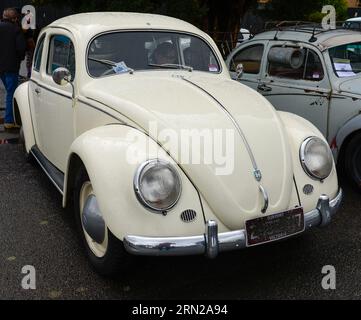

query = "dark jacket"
[[0, 20, 26, 74]]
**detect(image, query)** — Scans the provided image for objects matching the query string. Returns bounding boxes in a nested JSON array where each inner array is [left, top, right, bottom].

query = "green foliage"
[[33, 0, 208, 27], [318, 0, 348, 21], [32, 0, 253, 46]]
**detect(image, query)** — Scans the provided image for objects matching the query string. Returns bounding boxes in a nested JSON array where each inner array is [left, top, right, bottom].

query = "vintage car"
[[226, 27, 361, 189], [14, 13, 342, 275]]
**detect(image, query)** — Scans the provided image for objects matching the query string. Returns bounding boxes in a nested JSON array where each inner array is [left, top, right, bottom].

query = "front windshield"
[[87, 31, 221, 78], [329, 42, 361, 78]]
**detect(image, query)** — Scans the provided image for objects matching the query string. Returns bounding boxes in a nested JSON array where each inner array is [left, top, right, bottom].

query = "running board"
[[30, 146, 64, 195]]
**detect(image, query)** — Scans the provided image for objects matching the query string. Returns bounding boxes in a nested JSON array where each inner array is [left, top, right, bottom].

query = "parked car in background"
[[226, 27, 361, 189], [237, 28, 251, 46], [344, 17, 361, 31], [14, 13, 342, 276]]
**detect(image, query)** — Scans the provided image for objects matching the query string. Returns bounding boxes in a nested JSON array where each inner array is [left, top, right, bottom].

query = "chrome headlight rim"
[[134, 159, 182, 213], [300, 136, 333, 181]]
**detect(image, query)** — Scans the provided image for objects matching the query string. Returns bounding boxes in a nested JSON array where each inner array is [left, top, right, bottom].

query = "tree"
[[308, 0, 348, 22], [33, 0, 254, 44], [262, 0, 348, 22]]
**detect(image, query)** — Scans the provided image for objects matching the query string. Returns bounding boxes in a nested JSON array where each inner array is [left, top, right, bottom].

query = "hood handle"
[[259, 185, 269, 214]]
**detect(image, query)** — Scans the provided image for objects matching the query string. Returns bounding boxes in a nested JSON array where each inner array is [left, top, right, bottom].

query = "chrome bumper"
[[123, 189, 343, 258]]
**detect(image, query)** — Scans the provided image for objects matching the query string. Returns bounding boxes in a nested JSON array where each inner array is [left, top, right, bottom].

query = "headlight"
[[134, 159, 182, 213], [300, 137, 333, 180]]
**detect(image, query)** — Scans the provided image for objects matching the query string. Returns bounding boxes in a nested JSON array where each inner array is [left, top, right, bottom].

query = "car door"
[[28, 34, 46, 146], [258, 43, 331, 138], [228, 42, 265, 91], [35, 31, 76, 172]]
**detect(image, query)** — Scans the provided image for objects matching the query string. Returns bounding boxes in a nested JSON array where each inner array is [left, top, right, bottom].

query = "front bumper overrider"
[[123, 189, 343, 259]]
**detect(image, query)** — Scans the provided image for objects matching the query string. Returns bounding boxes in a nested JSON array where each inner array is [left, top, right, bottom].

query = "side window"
[[47, 35, 76, 81], [230, 44, 264, 74], [33, 35, 45, 72], [268, 47, 324, 81]]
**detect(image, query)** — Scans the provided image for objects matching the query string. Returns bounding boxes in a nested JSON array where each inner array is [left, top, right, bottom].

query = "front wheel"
[[344, 133, 361, 190], [74, 167, 131, 276]]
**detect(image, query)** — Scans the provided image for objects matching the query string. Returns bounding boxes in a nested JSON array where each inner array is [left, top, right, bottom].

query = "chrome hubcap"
[[79, 182, 108, 258]]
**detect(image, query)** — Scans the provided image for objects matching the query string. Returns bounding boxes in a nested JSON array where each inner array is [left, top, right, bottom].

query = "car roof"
[[251, 27, 361, 51], [48, 12, 202, 35], [346, 17, 361, 22]]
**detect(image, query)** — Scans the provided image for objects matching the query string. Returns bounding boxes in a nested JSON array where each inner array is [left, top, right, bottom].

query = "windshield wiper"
[[88, 57, 117, 67], [88, 57, 134, 74], [148, 63, 193, 72]]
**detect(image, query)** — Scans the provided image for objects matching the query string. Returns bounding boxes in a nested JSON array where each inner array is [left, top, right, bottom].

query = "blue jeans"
[[0, 73, 19, 124]]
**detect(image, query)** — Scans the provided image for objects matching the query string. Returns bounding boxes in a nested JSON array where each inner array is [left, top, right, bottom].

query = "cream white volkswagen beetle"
[[14, 13, 342, 275]]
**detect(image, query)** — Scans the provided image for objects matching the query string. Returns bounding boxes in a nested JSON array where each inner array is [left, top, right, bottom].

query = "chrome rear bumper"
[[123, 189, 343, 258]]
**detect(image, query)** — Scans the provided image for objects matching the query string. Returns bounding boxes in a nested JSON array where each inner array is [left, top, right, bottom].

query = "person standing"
[[0, 8, 26, 131]]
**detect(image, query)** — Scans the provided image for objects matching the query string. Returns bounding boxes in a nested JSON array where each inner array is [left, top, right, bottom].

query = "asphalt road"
[[0, 144, 360, 300], [1, 84, 361, 300]]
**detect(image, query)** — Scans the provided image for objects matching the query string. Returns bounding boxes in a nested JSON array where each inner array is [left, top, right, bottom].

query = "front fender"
[[278, 112, 339, 213], [13, 82, 35, 152], [336, 113, 361, 159], [64, 125, 210, 240]]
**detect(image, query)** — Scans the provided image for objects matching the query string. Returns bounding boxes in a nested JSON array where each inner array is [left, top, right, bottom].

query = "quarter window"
[[47, 35, 76, 81], [33, 35, 45, 72], [268, 47, 324, 81], [230, 44, 264, 74]]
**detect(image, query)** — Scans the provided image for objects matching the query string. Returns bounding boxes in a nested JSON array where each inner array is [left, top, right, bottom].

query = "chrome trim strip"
[[124, 189, 343, 257], [259, 185, 269, 213], [77, 98, 125, 123], [30, 79, 72, 100], [183, 78, 262, 181]]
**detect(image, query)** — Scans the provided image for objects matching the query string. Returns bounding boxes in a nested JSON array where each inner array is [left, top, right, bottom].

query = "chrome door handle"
[[257, 84, 272, 93], [35, 88, 41, 94]]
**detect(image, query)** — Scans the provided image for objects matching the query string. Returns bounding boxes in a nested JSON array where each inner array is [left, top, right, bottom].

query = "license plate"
[[245, 207, 305, 247]]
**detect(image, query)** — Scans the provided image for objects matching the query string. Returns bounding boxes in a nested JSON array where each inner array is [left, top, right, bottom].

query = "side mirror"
[[236, 63, 244, 79], [52, 67, 72, 86]]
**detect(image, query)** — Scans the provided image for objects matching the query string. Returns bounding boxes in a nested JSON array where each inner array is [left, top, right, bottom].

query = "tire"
[[73, 166, 132, 276], [344, 132, 361, 190], [19, 127, 33, 162]]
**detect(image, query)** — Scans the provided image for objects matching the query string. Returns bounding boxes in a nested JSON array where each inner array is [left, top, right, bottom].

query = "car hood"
[[82, 72, 295, 229]]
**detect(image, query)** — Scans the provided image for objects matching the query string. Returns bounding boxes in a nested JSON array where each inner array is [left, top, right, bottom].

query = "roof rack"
[[262, 21, 350, 42]]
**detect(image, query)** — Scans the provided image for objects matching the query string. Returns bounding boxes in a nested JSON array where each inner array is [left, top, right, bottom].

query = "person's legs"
[[2, 73, 18, 124], [0, 74, 5, 123]]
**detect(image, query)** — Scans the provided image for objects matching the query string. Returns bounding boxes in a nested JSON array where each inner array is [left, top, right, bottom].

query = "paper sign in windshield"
[[113, 61, 131, 74], [334, 59, 356, 78]]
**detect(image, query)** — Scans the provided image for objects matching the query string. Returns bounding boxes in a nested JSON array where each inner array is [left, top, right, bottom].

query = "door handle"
[[34, 88, 41, 95], [257, 84, 272, 93]]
